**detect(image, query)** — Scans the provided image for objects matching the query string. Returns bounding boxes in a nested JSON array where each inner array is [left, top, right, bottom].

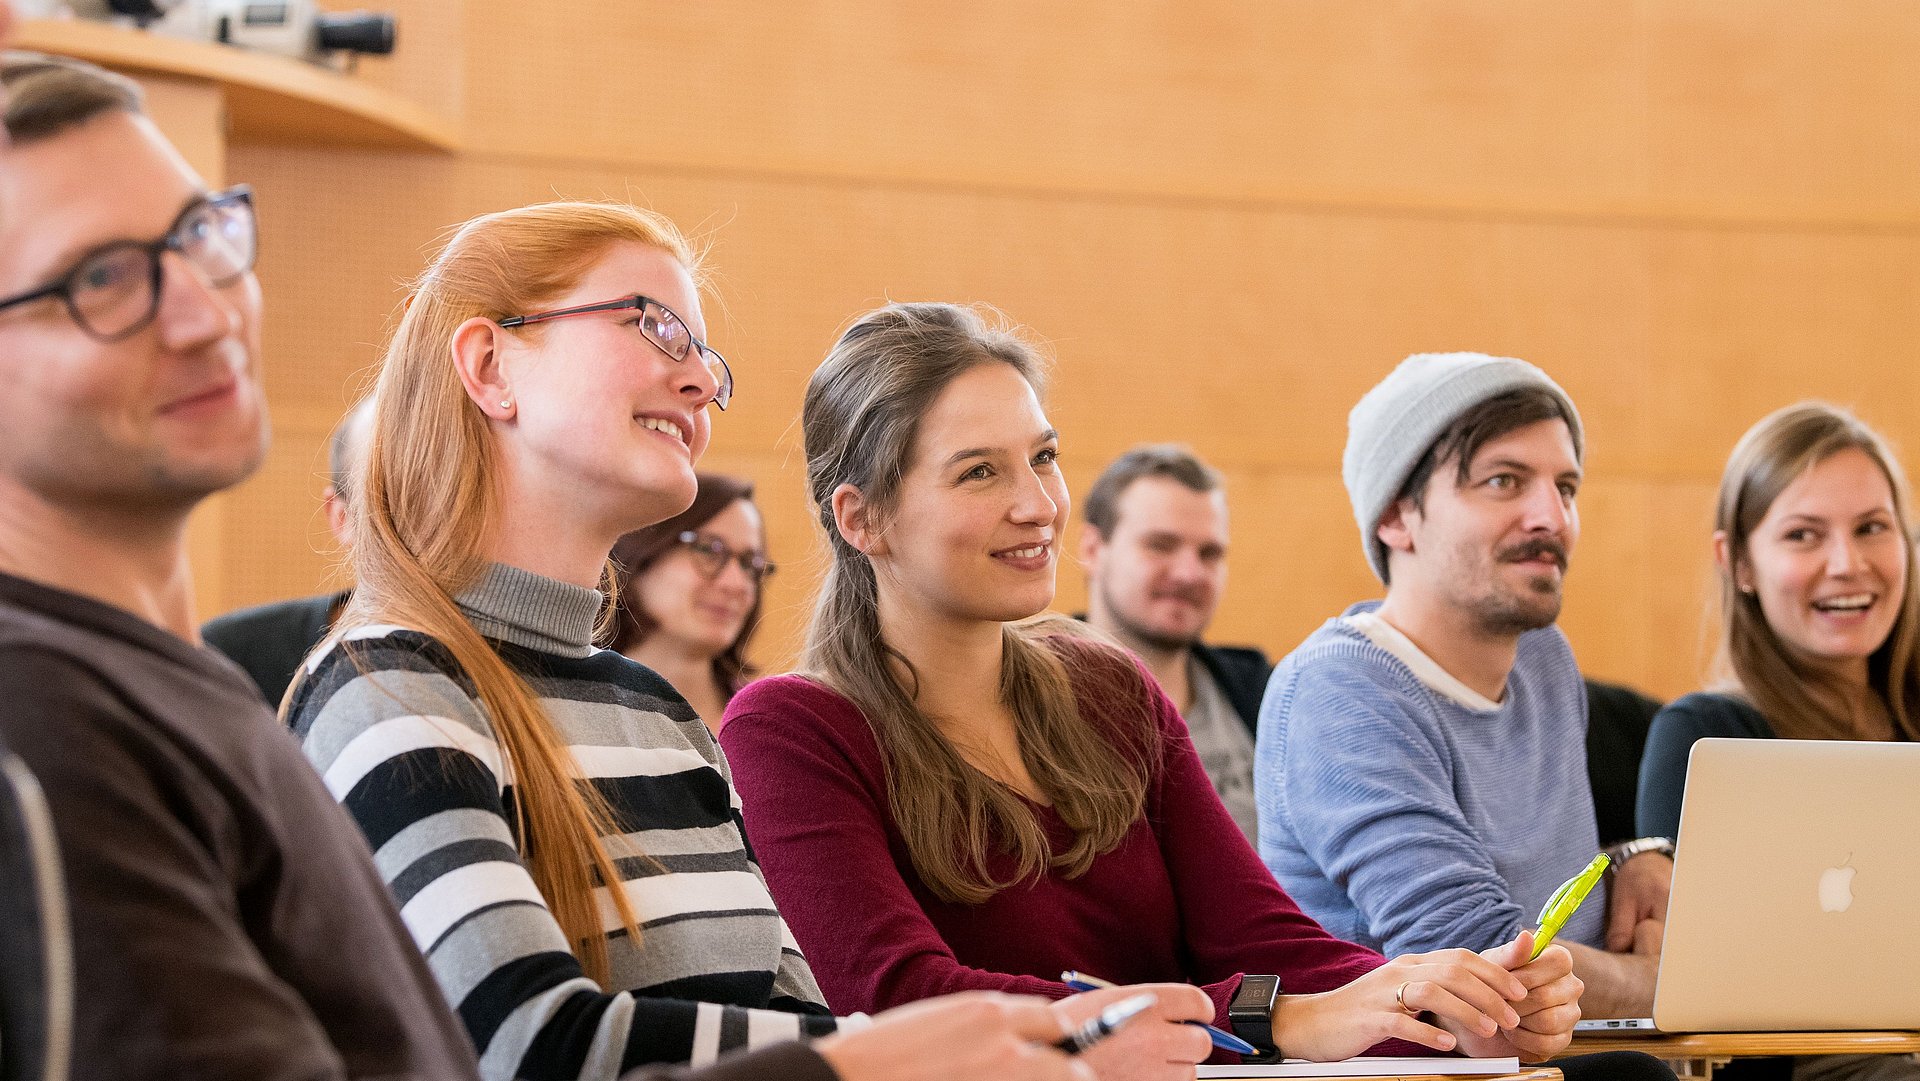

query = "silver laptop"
[[1639, 738, 1920, 1032]]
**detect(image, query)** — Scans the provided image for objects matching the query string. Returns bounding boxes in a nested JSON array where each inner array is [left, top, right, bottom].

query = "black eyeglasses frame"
[[675, 530, 775, 583], [0, 186, 257, 344], [497, 293, 734, 411]]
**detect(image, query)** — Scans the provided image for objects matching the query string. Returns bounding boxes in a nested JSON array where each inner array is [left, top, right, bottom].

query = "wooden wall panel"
[[1644, 6, 1920, 222], [1178, 472, 1380, 663], [1643, 230, 1920, 477], [314, 0, 465, 125], [215, 4, 1920, 701], [1557, 478, 1720, 696], [449, 1, 1920, 225], [218, 418, 353, 608], [236, 148, 1920, 466]]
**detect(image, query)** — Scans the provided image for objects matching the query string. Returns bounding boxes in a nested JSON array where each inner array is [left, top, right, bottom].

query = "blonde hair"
[[332, 201, 699, 986], [799, 302, 1157, 904], [1714, 401, 1920, 742]]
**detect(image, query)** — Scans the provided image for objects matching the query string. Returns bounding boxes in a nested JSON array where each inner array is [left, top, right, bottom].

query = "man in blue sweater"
[[1256, 352, 1672, 1019]]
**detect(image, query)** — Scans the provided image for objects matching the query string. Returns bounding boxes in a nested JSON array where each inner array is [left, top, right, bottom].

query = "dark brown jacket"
[[0, 571, 479, 1081]]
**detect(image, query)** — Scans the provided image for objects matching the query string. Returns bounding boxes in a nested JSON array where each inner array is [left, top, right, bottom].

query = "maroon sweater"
[[721, 638, 1405, 1049]]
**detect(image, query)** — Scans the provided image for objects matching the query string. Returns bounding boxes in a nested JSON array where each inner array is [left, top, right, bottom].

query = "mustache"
[[1151, 586, 1211, 606], [1497, 538, 1568, 568]]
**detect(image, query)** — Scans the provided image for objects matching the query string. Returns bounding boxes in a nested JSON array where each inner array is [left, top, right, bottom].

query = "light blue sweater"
[[1255, 601, 1603, 957]]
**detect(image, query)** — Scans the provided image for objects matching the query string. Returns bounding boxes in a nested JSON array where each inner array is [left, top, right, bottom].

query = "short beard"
[[1459, 536, 1569, 636], [1468, 573, 1564, 637], [1096, 581, 1203, 655]]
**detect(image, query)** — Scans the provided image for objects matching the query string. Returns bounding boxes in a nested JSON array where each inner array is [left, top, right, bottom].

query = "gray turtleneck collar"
[[453, 563, 602, 659]]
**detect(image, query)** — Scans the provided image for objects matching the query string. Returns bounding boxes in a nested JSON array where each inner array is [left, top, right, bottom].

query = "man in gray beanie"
[[1254, 352, 1671, 1021]]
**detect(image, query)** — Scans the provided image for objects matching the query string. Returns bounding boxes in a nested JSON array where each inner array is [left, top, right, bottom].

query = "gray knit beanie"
[[1344, 352, 1583, 583]]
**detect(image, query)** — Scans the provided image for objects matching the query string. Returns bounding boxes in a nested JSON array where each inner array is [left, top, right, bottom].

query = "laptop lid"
[[1652, 738, 1920, 1032]]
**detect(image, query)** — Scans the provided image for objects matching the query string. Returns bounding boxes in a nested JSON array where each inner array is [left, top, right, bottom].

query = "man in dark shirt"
[[1078, 445, 1271, 842], [0, 50, 481, 1081]]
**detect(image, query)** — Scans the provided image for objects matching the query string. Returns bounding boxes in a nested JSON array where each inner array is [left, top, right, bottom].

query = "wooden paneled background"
[[196, 1, 1920, 699]]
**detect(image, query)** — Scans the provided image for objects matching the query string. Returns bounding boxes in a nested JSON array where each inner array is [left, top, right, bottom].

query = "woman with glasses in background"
[[609, 472, 773, 733]]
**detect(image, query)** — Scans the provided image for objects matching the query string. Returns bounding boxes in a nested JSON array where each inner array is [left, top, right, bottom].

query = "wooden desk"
[[1206, 1069, 1559, 1081], [1374, 1071, 1558, 1081], [1563, 1031, 1920, 1079]]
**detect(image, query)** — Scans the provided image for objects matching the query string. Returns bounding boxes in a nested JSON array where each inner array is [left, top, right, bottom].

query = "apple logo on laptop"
[[1819, 856, 1855, 913]]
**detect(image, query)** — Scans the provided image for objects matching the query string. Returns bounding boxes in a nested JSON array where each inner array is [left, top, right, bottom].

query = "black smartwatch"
[[1228, 974, 1282, 1061]]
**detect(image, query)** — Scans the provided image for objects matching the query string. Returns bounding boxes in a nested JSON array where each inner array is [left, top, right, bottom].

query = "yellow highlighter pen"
[[1529, 852, 1611, 961]]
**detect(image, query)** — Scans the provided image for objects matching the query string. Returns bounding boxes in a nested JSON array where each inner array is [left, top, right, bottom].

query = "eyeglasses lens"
[[69, 195, 257, 341], [683, 536, 771, 584], [69, 246, 156, 339], [642, 301, 733, 410], [181, 200, 257, 284], [641, 305, 690, 360], [696, 345, 734, 410], [688, 540, 731, 579]]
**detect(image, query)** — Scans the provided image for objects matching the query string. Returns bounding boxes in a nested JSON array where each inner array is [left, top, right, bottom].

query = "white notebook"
[[1197, 1057, 1521, 1078]]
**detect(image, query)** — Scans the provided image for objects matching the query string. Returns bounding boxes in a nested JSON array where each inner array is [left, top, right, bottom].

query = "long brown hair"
[[1714, 401, 1920, 741], [607, 472, 764, 693], [330, 201, 702, 986], [799, 302, 1157, 905]]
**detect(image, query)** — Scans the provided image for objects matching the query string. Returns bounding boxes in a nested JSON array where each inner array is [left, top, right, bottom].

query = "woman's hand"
[[1053, 983, 1214, 1081], [1271, 946, 1532, 1061], [816, 991, 1094, 1081], [1448, 931, 1583, 1062]]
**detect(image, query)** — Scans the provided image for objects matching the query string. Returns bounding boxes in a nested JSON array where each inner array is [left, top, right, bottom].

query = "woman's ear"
[[450, 316, 516, 420], [1712, 530, 1752, 594], [831, 483, 887, 557]]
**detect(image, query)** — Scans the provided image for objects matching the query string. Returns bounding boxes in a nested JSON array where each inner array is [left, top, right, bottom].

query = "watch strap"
[[1604, 836, 1675, 870], [1228, 974, 1282, 1061]]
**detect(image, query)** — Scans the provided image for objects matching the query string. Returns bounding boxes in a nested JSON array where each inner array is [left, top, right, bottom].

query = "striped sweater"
[[290, 564, 836, 1081]]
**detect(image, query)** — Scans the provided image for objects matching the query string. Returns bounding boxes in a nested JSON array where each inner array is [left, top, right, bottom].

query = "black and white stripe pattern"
[[291, 565, 834, 1081]]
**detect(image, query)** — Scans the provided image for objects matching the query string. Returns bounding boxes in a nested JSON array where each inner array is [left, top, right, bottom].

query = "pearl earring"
[[500, 399, 512, 409]]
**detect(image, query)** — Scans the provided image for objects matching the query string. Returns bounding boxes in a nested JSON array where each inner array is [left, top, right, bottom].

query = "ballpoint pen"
[[1054, 992, 1159, 1055], [1061, 970, 1261, 1056], [1530, 851, 1611, 961]]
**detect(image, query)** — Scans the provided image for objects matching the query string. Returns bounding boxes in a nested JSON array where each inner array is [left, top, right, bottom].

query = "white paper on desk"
[[1197, 1056, 1520, 1078]]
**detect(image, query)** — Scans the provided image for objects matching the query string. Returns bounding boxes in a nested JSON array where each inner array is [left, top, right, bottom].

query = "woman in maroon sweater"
[[721, 302, 1583, 1069]]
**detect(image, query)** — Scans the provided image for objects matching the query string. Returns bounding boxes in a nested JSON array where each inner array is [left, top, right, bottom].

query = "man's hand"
[[1604, 853, 1673, 952], [1563, 942, 1659, 1018]]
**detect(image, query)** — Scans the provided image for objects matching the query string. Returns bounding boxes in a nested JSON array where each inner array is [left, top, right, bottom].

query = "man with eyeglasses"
[[0, 51, 479, 1080]]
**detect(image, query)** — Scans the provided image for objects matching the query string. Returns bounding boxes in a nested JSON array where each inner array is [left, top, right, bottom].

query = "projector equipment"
[[63, 0, 186, 27], [204, 0, 396, 66]]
